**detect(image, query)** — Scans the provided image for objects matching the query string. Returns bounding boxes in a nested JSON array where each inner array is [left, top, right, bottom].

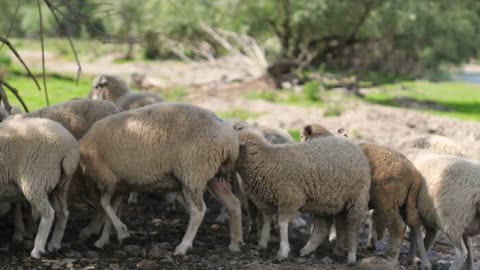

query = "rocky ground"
[[0, 193, 464, 270], [3, 51, 480, 269]]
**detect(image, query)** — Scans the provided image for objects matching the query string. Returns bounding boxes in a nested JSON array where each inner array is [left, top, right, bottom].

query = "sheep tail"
[[405, 173, 422, 227], [59, 148, 80, 190]]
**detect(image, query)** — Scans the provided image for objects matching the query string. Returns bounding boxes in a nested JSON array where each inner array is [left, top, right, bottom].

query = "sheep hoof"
[[117, 228, 131, 243], [346, 253, 357, 266], [300, 247, 313, 257], [47, 242, 61, 252], [228, 243, 241, 252], [367, 243, 376, 251], [421, 263, 432, 270], [12, 233, 23, 243], [30, 247, 44, 259], [276, 248, 290, 260], [257, 241, 268, 250], [174, 243, 191, 256], [94, 239, 108, 249]]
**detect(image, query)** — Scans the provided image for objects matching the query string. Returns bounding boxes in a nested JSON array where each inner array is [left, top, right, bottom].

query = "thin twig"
[[0, 83, 12, 114], [0, 36, 41, 91], [44, 0, 82, 85], [0, 79, 29, 112], [37, 0, 49, 106], [0, 0, 22, 53]]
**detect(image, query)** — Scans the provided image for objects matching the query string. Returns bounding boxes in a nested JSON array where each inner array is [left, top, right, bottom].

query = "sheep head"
[[90, 75, 130, 103]]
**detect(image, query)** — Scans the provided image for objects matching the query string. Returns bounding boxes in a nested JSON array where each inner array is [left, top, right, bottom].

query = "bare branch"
[[0, 0, 22, 53], [37, 0, 49, 106], [0, 79, 29, 112], [44, 0, 82, 84], [0, 83, 12, 114], [0, 37, 41, 92]]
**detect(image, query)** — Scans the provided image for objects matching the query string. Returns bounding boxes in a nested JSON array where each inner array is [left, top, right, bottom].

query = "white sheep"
[[0, 116, 79, 259], [79, 103, 243, 255], [399, 135, 467, 157], [405, 149, 480, 270], [89, 75, 164, 110], [233, 123, 371, 263]]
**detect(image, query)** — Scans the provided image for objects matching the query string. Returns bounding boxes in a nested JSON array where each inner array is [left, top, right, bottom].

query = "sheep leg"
[[345, 195, 368, 266], [300, 216, 333, 256], [449, 238, 468, 270], [333, 212, 347, 257], [30, 197, 55, 259], [208, 180, 243, 251], [48, 189, 70, 252], [328, 223, 337, 242], [411, 224, 431, 270], [383, 209, 406, 263], [366, 210, 377, 251], [463, 235, 477, 270], [13, 203, 25, 242], [165, 192, 177, 212], [24, 204, 36, 239], [246, 197, 259, 238], [174, 188, 206, 256], [258, 213, 272, 249], [423, 227, 439, 253], [127, 192, 138, 205], [80, 208, 106, 239], [99, 190, 130, 244], [94, 194, 124, 248], [277, 213, 293, 259]]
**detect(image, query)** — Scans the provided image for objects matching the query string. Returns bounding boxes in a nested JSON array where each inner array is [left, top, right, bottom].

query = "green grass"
[[218, 109, 264, 121], [365, 80, 480, 121], [160, 87, 188, 102], [247, 89, 323, 107], [288, 129, 301, 142], [2, 73, 92, 111]]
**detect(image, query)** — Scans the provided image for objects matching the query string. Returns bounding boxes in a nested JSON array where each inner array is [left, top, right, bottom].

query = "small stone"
[[356, 256, 401, 270], [321, 256, 334, 264], [151, 218, 162, 225], [147, 246, 171, 259], [211, 224, 221, 230], [136, 259, 160, 269], [112, 250, 127, 258], [124, 245, 146, 257], [296, 257, 307, 263], [65, 250, 82, 259], [86, 250, 99, 259], [158, 242, 173, 250]]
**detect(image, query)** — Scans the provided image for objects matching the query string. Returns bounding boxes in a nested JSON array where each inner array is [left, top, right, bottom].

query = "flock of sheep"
[[0, 74, 479, 270]]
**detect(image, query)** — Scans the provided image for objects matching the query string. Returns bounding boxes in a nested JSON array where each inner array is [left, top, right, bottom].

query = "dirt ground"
[[3, 51, 480, 269]]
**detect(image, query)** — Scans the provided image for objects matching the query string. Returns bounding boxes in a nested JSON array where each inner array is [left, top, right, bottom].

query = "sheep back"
[[80, 103, 239, 194], [116, 92, 164, 110], [236, 129, 371, 217], [0, 117, 79, 201], [26, 99, 122, 140], [409, 151, 480, 237]]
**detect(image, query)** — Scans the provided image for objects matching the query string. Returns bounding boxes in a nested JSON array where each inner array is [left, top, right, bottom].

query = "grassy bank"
[[365, 80, 480, 121]]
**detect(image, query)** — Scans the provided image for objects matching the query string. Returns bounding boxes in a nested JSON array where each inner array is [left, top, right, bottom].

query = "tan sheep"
[[302, 123, 430, 269], [89, 75, 164, 110], [79, 103, 243, 255], [0, 116, 79, 259], [233, 123, 371, 264]]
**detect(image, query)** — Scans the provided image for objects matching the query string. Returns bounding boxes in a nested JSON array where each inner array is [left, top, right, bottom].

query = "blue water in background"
[[455, 73, 480, 84]]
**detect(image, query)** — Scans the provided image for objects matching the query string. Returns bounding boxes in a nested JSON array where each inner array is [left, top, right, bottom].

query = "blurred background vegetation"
[[1, 0, 480, 120]]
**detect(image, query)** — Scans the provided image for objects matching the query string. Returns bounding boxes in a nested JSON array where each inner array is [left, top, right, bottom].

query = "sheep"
[[79, 103, 243, 255], [405, 149, 480, 270], [0, 116, 79, 259], [24, 99, 122, 239], [301, 123, 431, 269], [233, 123, 371, 263], [89, 75, 164, 110], [399, 135, 467, 157]]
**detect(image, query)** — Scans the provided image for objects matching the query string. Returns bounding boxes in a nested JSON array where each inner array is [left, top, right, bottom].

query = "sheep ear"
[[303, 125, 313, 136], [233, 122, 245, 131], [337, 128, 348, 137]]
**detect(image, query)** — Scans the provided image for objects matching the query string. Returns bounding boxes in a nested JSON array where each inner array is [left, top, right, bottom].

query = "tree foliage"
[[1, 0, 480, 76]]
